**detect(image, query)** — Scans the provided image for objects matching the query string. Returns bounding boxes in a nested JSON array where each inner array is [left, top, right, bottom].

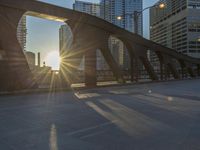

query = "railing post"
[[130, 55, 134, 82], [134, 57, 139, 82]]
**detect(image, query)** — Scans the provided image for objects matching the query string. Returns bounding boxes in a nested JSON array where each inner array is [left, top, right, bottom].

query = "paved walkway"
[[0, 79, 200, 150]]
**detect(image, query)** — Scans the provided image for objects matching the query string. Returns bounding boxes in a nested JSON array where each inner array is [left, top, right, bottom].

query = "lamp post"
[[117, 2, 166, 82], [133, 2, 165, 35]]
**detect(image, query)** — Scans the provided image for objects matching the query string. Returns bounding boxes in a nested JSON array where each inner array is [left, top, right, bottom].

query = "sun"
[[45, 51, 60, 70]]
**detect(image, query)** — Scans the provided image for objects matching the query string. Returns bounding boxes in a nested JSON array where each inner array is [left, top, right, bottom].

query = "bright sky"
[[26, 0, 158, 69]]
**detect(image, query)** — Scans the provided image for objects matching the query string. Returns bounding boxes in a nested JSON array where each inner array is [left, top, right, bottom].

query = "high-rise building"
[[17, 15, 27, 51], [59, 24, 73, 55], [100, 0, 143, 69], [72, 0, 108, 70], [73, 0, 100, 16], [150, 0, 200, 68]]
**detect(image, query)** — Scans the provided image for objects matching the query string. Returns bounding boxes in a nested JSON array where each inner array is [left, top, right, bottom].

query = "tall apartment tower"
[[100, 0, 143, 69], [150, 0, 200, 68], [17, 15, 27, 51], [59, 24, 73, 55], [72, 0, 108, 70]]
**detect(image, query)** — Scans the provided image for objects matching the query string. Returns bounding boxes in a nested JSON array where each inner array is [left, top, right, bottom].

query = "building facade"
[[150, 0, 200, 69], [100, 0, 143, 69], [17, 15, 27, 51]]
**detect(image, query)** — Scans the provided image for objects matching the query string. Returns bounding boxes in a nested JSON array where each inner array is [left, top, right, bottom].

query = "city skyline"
[[27, 0, 158, 69]]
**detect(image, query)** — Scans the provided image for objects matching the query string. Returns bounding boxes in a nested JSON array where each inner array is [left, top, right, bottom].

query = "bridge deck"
[[0, 80, 200, 150]]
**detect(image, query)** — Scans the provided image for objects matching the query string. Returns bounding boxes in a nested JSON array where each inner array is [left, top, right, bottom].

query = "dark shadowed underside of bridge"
[[0, 0, 200, 91]]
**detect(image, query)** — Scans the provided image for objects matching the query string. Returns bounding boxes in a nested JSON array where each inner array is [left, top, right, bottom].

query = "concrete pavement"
[[0, 79, 200, 150]]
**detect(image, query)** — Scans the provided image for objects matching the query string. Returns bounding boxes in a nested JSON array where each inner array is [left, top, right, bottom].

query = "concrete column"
[[180, 62, 185, 79], [85, 49, 97, 88], [197, 64, 200, 76], [164, 64, 168, 80], [160, 61, 163, 80], [123, 42, 135, 82], [100, 46, 124, 83], [167, 63, 180, 79], [184, 62, 195, 78], [130, 55, 134, 82], [158, 54, 180, 80], [134, 57, 139, 82], [187, 67, 195, 78], [181, 66, 184, 79]]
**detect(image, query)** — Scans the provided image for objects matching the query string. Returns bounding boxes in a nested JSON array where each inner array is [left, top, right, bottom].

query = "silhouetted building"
[[24, 51, 35, 70], [24, 51, 54, 88], [150, 0, 200, 69]]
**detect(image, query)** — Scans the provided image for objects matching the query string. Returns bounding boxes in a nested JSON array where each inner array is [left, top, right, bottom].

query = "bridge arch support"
[[0, 0, 200, 91]]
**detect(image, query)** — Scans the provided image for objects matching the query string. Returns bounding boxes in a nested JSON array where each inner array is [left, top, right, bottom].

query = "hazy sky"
[[27, 0, 158, 66]]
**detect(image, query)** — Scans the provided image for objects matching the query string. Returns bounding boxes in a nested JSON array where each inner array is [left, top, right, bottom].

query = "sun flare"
[[44, 51, 60, 70]]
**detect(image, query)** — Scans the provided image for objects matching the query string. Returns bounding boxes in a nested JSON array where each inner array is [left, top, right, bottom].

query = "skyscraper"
[[73, 0, 100, 16], [17, 15, 27, 51], [59, 24, 73, 55], [100, 0, 143, 69], [150, 0, 200, 68]]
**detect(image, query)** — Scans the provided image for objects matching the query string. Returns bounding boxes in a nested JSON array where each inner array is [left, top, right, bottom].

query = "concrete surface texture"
[[0, 79, 200, 150]]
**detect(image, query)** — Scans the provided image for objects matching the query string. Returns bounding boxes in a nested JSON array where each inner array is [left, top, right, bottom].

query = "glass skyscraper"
[[100, 0, 143, 34]]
